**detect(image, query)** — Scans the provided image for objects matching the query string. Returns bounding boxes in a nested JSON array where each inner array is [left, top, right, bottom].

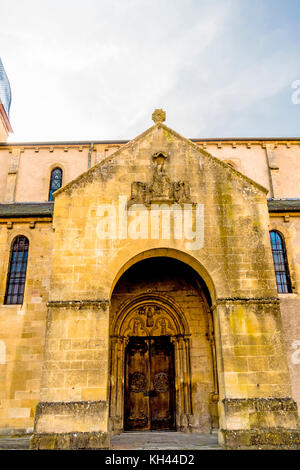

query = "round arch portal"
[[108, 256, 219, 434], [109, 248, 216, 305]]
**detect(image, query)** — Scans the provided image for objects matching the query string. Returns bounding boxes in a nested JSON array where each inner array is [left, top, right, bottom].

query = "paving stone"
[[0, 432, 221, 450], [110, 432, 221, 450]]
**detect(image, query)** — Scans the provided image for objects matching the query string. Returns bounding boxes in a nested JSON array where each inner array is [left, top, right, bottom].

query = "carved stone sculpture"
[[129, 152, 192, 205]]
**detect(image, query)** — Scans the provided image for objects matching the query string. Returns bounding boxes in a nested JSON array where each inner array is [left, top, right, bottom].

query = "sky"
[[1, 0, 300, 142]]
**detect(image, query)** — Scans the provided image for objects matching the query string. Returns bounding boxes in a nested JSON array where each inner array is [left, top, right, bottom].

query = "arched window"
[[5, 236, 29, 305], [269, 230, 292, 293], [48, 167, 63, 201]]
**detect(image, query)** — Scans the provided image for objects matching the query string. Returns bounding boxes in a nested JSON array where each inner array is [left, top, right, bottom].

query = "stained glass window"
[[48, 167, 62, 201], [5, 236, 29, 305], [269, 230, 292, 294]]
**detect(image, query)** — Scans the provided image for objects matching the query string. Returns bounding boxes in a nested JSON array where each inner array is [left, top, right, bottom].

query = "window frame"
[[48, 166, 63, 201], [4, 235, 30, 305], [269, 230, 292, 294]]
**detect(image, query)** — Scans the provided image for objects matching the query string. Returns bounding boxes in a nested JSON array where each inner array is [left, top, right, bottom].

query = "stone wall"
[[269, 215, 300, 416], [280, 297, 300, 417], [1, 139, 300, 203], [0, 221, 53, 434]]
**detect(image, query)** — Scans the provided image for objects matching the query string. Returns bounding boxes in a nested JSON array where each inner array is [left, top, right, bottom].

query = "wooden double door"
[[124, 336, 176, 431]]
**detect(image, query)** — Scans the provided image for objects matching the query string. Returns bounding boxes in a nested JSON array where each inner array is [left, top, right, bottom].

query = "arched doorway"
[[109, 257, 218, 434]]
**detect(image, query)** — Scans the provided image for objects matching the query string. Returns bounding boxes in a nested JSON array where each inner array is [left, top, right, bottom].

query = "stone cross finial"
[[152, 109, 166, 123]]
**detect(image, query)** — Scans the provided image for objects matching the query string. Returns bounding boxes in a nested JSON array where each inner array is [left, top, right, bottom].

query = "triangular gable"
[[54, 120, 268, 198]]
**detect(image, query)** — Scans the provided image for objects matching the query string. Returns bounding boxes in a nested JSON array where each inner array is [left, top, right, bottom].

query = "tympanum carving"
[[122, 306, 176, 337]]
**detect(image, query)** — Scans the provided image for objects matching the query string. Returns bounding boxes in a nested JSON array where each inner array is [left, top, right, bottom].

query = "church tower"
[[0, 57, 13, 141]]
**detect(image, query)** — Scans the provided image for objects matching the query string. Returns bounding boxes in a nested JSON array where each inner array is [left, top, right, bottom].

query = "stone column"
[[31, 300, 110, 450], [109, 336, 126, 434], [214, 298, 300, 449], [207, 310, 219, 428], [171, 336, 184, 429], [171, 335, 192, 431]]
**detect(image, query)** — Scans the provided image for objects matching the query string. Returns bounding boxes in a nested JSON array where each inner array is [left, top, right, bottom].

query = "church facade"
[[0, 63, 300, 449]]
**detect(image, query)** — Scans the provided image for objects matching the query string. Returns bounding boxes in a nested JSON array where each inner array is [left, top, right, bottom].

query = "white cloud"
[[1, 0, 299, 141]]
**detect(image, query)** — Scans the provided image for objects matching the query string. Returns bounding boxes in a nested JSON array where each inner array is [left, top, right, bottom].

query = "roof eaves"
[[0, 202, 54, 218]]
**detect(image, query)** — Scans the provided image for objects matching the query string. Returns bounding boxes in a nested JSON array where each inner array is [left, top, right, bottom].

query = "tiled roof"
[[268, 199, 300, 212], [0, 202, 54, 218], [0, 200, 299, 218]]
